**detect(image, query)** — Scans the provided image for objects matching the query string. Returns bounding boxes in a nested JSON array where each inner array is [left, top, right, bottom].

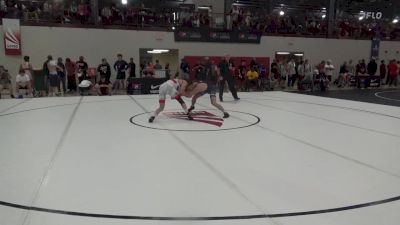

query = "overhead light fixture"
[[322, 14, 326, 19], [393, 18, 399, 24], [294, 53, 304, 56], [121, 0, 127, 5], [358, 16, 364, 21], [198, 6, 210, 10], [172, 26, 176, 30], [279, 10, 285, 16], [276, 51, 290, 55], [147, 49, 170, 54]]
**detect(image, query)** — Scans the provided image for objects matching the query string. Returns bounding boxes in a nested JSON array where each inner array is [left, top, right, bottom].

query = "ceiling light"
[[121, 0, 127, 5], [322, 14, 326, 19], [276, 51, 290, 55], [279, 10, 284, 16], [393, 19, 399, 24]]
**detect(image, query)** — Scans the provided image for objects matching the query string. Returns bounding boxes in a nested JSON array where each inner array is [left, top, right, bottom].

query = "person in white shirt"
[[325, 59, 335, 82], [287, 59, 296, 87], [16, 69, 32, 98]]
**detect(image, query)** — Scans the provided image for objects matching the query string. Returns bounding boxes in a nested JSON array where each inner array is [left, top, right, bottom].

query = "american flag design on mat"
[[164, 111, 224, 127]]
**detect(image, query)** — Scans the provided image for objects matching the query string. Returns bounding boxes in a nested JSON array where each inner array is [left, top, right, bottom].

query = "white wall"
[[1, 25, 400, 82]]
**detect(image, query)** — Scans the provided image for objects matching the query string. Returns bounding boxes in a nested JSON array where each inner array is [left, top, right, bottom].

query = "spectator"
[[97, 58, 111, 82], [0, 66, 14, 98], [77, 0, 89, 24], [287, 59, 296, 87], [219, 55, 240, 101], [113, 53, 128, 90], [325, 59, 335, 82], [347, 60, 355, 76], [164, 62, 170, 79], [20, 56, 33, 87], [128, 57, 136, 78], [387, 59, 398, 86], [15, 68, 32, 98], [367, 59, 377, 76], [279, 60, 288, 88], [42, 55, 52, 94], [47, 58, 63, 96], [304, 59, 312, 81], [154, 59, 162, 70], [297, 60, 305, 89], [180, 58, 190, 80], [245, 67, 259, 91], [101, 5, 112, 25], [338, 61, 348, 87], [57, 57, 66, 94], [379, 60, 386, 85], [270, 59, 279, 80], [94, 76, 112, 96], [76, 56, 88, 83], [65, 58, 77, 92], [357, 61, 369, 89], [193, 59, 206, 81], [238, 60, 247, 91]]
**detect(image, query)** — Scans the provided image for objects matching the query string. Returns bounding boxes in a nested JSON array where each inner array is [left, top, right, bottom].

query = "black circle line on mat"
[[375, 90, 400, 102], [129, 110, 260, 132], [241, 97, 400, 120], [0, 195, 399, 220]]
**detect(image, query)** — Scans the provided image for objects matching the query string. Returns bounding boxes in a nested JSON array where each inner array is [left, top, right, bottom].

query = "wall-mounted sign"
[[174, 29, 261, 44], [360, 11, 383, 20]]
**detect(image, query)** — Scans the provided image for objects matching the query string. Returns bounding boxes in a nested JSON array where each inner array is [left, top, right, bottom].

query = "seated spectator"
[[94, 76, 112, 96], [245, 67, 259, 91], [78, 79, 93, 96], [0, 66, 14, 98], [154, 59, 162, 70], [15, 68, 32, 98]]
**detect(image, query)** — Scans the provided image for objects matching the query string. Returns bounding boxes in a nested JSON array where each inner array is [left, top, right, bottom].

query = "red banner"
[[3, 19, 21, 55]]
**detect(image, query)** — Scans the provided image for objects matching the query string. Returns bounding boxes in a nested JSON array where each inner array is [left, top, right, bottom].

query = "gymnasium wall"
[[1, 25, 400, 83]]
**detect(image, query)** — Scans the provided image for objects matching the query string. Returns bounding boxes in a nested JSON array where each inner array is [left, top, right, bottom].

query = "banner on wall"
[[174, 30, 261, 44], [2, 18, 21, 55]]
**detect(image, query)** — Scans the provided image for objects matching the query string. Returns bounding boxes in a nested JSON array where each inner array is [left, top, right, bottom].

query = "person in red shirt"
[[387, 60, 398, 87]]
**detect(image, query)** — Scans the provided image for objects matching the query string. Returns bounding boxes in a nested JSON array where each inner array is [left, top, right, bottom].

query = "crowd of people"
[[0, 54, 141, 98], [0, 54, 399, 99], [1, 0, 399, 40]]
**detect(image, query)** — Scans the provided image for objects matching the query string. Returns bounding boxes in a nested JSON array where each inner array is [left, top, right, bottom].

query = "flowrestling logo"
[[164, 111, 224, 127]]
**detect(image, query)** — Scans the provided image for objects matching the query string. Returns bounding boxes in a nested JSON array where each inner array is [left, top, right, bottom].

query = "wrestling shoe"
[[188, 105, 195, 113], [223, 112, 230, 118], [148, 116, 155, 123], [187, 113, 194, 120]]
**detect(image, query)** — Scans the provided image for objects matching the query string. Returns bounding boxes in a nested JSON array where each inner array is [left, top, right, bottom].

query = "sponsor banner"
[[174, 29, 261, 44], [2, 18, 21, 55]]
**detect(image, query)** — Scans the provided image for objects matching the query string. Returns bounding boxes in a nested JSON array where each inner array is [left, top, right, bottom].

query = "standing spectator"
[[180, 58, 190, 80], [154, 59, 162, 70], [367, 59, 377, 76], [57, 57, 66, 94], [97, 58, 111, 82], [287, 59, 296, 87], [297, 60, 305, 90], [47, 58, 63, 96], [101, 5, 112, 25], [77, 0, 88, 24], [0, 66, 14, 98], [42, 55, 52, 94], [338, 61, 348, 87], [279, 60, 288, 88], [15, 68, 32, 98], [387, 60, 398, 86], [219, 55, 239, 101], [304, 59, 312, 81], [113, 53, 128, 91], [193, 60, 206, 81], [65, 58, 77, 92], [164, 63, 171, 79], [76, 56, 89, 83], [128, 57, 136, 78], [270, 59, 279, 80], [325, 60, 335, 82], [380, 60, 386, 85], [238, 60, 247, 91]]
